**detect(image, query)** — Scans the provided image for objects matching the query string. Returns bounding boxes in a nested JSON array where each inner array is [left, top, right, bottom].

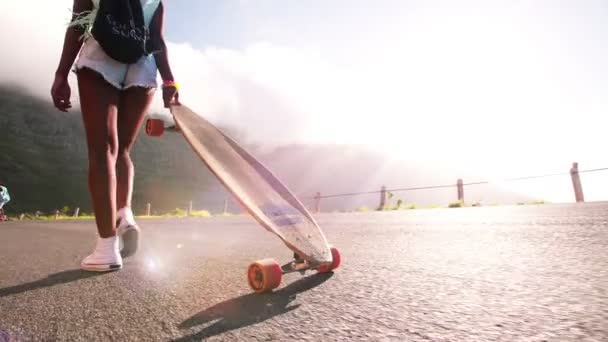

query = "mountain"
[[0, 87, 529, 215], [0, 86, 218, 215]]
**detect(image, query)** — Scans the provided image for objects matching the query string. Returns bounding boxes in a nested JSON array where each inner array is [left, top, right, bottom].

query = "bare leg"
[[77, 68, 120, 238], [116, 87, 155, 210], [115, 86, 155, 258]]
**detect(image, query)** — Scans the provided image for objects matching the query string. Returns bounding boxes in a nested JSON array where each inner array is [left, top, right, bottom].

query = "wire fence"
[[5, 164, 606, 220], [309, 167, 608, 200], [153, 164, 607, 214], [301, 163, 608, 212]]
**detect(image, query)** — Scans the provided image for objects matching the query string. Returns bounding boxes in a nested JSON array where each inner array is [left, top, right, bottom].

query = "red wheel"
[[247, 259, 282, 293], [317, 246, 341, 273], [146, 119, 165, 137]]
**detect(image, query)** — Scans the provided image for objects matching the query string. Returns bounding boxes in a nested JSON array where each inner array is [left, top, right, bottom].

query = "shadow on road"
[[0, 269, 103, 298], [174, 272, 334, 341]]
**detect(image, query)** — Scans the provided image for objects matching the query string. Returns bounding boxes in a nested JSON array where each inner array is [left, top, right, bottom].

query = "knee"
[[88, 141, 118, 169], [117, 146, 132, 162]]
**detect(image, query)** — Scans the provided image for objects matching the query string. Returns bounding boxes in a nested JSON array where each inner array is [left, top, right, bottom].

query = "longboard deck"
[[170, 104, 333, 265]]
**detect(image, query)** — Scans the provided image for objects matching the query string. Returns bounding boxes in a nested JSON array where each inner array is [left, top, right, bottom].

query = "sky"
[[1, 0, 607, 202]]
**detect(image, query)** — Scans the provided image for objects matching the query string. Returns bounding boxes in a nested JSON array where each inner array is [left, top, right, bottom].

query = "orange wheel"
[[247, 259, 282, 293], [317, 246, 341, 273], [146, 119, 165, 137]]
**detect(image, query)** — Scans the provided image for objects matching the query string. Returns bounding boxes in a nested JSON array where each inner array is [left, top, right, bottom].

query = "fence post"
[[570, 162, 585, 203], [313, 192, 321, 213], [377, 186, 388, 211], [188, 200, 193, 216], [457, 179, 464, 203], [146, 203, 151, 216], [73, 207, 80, 217]]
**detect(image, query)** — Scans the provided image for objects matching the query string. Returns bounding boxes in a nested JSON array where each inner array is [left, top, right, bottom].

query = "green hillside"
[[0, 86, 219, 215]]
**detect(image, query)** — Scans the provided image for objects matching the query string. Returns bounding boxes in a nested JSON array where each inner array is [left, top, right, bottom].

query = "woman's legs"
[[77, 68, 121, 238], [77, 68, 123, 271], [77, 63, 156, 266], [116, 86, 155, 210]]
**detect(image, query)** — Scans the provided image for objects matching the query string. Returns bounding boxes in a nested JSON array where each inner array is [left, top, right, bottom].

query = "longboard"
[[146, 104, 341, 293]]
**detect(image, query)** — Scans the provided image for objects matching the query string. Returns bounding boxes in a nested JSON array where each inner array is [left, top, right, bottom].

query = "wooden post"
[[19, 213, 24, 221], [313, 192, 321, 213], [73, 207, 80, 217], [457, 179, 464, 203], [570, 162, 585, 203], [55, 210, 60, 220], [188, 201, 193, 216], [377, 186, 388, 211], [146, 203, 151, 216]]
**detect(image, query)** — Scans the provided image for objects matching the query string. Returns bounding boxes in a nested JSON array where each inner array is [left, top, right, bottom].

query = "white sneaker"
[[81, 236, 122, 272], [117, 207, 140, 258], [117, 218, 140, 258]]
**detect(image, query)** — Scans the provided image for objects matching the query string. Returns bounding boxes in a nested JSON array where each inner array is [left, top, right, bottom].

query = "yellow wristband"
[[162, 81, 180, 90]]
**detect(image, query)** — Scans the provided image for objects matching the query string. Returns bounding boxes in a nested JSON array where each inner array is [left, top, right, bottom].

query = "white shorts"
[[74, 37, 158, 90]]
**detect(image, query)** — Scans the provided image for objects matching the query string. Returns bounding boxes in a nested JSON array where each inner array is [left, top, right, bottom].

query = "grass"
[[188, 210, 212, 218], [359, 199, 548, 212], [6, 208, 215, 221], [448, 200, 464, 208], [392, 199, 404, 210], [3, 198, 552, 222], [370, 199, 419, 212], [6, 214, 95, 221], [162, 208, 212, 218]]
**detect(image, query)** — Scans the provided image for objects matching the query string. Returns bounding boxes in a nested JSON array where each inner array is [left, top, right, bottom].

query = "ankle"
[[96, 235, 119, 251], [118, 206, 136, 224]]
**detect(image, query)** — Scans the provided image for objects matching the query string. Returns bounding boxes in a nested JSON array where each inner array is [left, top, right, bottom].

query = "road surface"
[[1, 203, 607, 341]]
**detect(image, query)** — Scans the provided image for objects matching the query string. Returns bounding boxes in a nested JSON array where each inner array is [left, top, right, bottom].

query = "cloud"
[[1, 0, 607, 172], [159, 42, 346, 146], [0, 1, 74, 98], [0, 1, 347, 147]]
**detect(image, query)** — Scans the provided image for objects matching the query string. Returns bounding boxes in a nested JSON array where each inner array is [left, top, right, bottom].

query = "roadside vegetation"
[[2, 199, 550, 221], [4, 206, 216, 221]]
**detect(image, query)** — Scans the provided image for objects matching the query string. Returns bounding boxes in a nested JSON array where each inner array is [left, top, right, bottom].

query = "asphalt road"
[[1, 203, 607, 341]]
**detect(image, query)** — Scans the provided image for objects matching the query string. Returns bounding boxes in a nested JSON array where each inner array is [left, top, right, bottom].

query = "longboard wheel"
[[317, 246, 341, 273], [247, 258, 282, 293], [146, 119, 165, 137]]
